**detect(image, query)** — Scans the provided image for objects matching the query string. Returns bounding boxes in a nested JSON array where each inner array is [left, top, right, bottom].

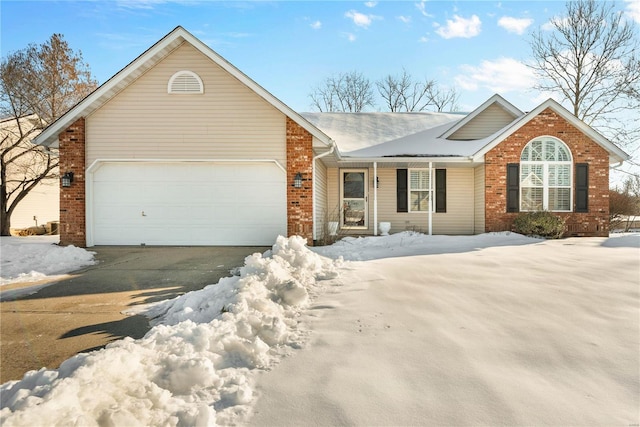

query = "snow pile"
[[0, 236, 340, 426], [601, 232, 640, 248], [313, 231, 540, 261], [0, 236, 96, 285]]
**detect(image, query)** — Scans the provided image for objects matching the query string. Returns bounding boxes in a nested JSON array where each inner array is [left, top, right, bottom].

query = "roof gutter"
[[337, 156, 475, 164], [312, 141, 336, 241]]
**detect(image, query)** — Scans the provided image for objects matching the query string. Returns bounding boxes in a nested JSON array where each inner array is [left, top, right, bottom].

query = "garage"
[[89, 161, 287, 246]]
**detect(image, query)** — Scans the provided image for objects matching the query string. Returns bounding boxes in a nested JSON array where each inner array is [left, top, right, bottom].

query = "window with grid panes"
[[409, 169, 430, 212], [520, 137, 572, 212]]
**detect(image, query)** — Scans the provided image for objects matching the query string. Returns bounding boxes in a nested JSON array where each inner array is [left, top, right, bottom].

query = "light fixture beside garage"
[[62, 172, 74, 187], [293, 172, 303, 188]]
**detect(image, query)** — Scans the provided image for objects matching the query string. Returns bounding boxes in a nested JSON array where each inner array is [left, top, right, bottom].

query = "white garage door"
[[90, 162, 287, 246]]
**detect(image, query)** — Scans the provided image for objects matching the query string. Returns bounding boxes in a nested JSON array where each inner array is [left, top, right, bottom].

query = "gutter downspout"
[[610, 161, 624, 169], [312, 142, 336, 241]]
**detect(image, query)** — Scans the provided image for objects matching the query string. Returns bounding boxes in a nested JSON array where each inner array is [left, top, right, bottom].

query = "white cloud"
[[310, 20, 322, 30], [343, 32, 357, 42], [345, 10, 381, 28], [365, 1, 377, 7], [625, 0, 640, 23], [454, 57, 536, 93], [435, 14, 482, 39], [398, 15, 412, 24], [416, 0, 433, 18], [498, 16, 534, 35]]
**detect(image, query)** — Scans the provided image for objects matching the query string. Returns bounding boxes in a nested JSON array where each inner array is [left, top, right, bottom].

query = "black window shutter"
[[397, 169, 408, 213], [435, 169, 446, 213], [506, 163, 519, 213], [575, 163, 589, 213]]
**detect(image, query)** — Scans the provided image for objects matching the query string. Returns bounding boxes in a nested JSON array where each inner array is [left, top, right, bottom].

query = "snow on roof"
[[301, 111, 464, 154], [345, 121, 486, 158]]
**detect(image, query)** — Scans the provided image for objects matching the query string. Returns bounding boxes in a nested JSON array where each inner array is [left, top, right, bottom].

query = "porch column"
[[428, 162, 433, 235], [373, 162, 378, 236]]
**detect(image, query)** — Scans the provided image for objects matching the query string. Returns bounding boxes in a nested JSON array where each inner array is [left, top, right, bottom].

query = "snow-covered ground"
[[0, 232, 638, 426], [0, 236, 96, 286]]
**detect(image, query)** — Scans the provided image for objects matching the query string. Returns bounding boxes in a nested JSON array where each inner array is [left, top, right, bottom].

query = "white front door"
[[340, 169, 367, 229]]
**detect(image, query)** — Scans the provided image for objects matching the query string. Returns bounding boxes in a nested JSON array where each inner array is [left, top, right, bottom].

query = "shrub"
[[512, 211, 566, 239]]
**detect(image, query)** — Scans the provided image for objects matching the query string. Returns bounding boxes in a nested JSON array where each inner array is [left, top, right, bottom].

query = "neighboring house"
[[33, 27, 629, 247], [1, 115, 59, 233]]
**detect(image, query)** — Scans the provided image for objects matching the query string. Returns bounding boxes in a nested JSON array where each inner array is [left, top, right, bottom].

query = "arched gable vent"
[[168, 70, 204, 94]]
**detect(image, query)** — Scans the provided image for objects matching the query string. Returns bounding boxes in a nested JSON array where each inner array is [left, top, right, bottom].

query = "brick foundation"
[[286, 117, 314, 245], [484, 108, 610, 237], [59, 118, 86, 246]]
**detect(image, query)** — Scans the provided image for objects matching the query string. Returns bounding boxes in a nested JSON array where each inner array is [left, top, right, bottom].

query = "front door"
[[341, 170, 367, 229]]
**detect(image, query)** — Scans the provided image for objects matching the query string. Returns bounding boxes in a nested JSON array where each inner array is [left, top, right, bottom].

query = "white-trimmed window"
[[409, 169, 430, 212], [168, 70, 204, 94], [520, 137, 572, 212]]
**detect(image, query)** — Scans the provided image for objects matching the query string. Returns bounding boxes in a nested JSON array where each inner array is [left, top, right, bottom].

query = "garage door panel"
[[91, 162, 286, 246]]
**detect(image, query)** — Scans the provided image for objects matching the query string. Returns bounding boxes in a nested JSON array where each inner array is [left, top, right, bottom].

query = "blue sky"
[[2, 0, 639, 114]]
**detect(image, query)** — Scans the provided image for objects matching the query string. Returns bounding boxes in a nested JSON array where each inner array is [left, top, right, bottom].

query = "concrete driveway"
[[0, 245, 268, 384]]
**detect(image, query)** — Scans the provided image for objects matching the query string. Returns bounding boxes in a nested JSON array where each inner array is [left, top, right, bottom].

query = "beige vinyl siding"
[[327, 166, 475, 235], [9, 178, 59, 229], [314, 158, 328, 240], [474, 165, 485, 234], [449, 104, 516, 140], [86, 43, 286, 166], [432, 169, 474, 234]]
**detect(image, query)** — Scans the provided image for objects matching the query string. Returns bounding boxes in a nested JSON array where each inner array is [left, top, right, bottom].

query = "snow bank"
[[0, 236, 96, 286], [0, 236, 340, 426], [313, 231, 540, 261], [601, 232, 640, 248]]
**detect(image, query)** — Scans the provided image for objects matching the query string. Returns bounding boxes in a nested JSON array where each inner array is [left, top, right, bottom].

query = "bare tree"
[[529, 0, 640, 148], [426, 85, 460, 112], [1, 34, 97, 235], [309, 71, 375, 112], [610, 175, 640, 231], [376, 68, 437, 112]]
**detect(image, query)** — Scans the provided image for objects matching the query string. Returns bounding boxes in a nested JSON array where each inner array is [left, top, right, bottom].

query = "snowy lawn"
[[1, 232, 638, 426], [252, 232, 639, 426]]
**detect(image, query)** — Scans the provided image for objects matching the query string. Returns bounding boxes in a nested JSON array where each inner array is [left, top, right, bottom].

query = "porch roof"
[[344, 120, 496, 158]]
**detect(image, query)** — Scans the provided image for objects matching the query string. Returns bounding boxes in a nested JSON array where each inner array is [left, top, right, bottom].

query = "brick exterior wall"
[[59, 118, 86, 246], [484, 108, 610, 237], [286, 117, 314, 245]]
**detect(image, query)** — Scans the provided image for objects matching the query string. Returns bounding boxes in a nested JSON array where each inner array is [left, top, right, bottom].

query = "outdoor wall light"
[[293, 172, 303, 188], [376, 176, 380, 188], [62, 171, 74, 187]]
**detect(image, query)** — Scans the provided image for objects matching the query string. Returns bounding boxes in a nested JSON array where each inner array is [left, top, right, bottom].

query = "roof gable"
[[441, 94, 523, 140], [473, 98, 629, 164], [34, 26, 332, 148]]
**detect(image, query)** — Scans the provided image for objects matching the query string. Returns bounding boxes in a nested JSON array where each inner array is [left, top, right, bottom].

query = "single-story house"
[[33, 26, 629, 247], [2, 115, 59, 234]]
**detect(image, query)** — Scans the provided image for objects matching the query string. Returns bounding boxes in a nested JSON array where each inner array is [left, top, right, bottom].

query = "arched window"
[[167, 71, 204, 94], [520, 137, 572, 212]]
